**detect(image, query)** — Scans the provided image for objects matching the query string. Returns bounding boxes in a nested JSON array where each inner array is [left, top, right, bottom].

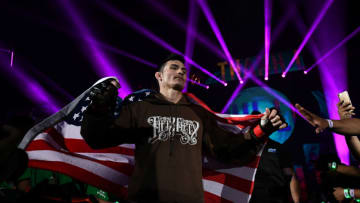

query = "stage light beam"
[[264, 0, 271, 80], [184, 0, 199, 92], [188, 79, 209, 90], [96, 0, 227, 86], [144, 0, 226, 60], [221, 7, 294, 113], [196, 0, 243, 83], [58, 0, 132, 98], [10, 50, 14, 67], [305, 25, 360, 73], [282, 0, 334, 77]]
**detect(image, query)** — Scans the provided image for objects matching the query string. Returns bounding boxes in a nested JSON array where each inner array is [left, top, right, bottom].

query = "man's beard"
[[173, 83, 184, 91]]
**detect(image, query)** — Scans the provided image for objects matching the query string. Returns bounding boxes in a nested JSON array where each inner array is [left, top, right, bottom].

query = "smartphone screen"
[[338, 90, 352, 105]]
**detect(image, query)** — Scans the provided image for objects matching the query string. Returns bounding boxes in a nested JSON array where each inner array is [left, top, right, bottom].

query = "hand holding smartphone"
[[338, 90, 355, 118], [338, 90, 352, 105]]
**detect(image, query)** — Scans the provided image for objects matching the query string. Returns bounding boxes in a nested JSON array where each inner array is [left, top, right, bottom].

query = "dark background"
[[0, 0, 359, 165]]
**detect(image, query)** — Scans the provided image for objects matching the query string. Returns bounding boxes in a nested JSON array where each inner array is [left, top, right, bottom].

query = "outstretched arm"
[[295, 103, 360, 135], [336, 164, 360, 177], [81, 80, 151, 149], [203, 107, 287, 165]]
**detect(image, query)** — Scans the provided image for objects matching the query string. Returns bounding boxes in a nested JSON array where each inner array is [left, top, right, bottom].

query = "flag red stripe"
[[43, 127, 68, 149], [28, 160, 128, 199], [222, 115, 262, 122], [63, 139, 135, 155], [34, 129, 135, 156], [27, 141, 134, 176], [203, 170, 254, 194], [204, 191, 232, 203], [186, 93, 262, 126]]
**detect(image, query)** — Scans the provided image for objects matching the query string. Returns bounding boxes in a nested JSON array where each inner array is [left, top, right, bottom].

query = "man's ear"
[[155, 72, 162, 82]]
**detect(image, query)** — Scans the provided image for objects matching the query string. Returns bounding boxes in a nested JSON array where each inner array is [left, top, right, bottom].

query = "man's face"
[[157, 60, 187, 91]]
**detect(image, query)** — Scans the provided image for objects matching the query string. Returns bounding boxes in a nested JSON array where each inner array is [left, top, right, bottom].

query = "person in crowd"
[[249, 110, 301, 203], [81, 53, 288, 203]]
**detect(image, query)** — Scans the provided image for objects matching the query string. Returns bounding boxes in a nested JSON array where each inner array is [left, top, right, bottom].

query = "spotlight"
[[206, 85, 210, 89], [304, 70, 307, 74], [197, 0, 242, 83], [281, 74, 286, 78], [304, 25, 360, 74], [224, 83, 228, 86], [10, 51, 14, 67], [264, 77, 269, 81], [240, 80, 244, 84], [283, 0, 334, 75]]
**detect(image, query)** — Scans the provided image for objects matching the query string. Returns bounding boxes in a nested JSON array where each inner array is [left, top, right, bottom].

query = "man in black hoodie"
[[81, 54, 288, 203]]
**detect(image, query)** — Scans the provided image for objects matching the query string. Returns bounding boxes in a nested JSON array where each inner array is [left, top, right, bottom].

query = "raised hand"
[[295, 103, 328, 134], [260, 108, 288, 134], [89, 79, 120, 114], [337, 100, 355, 119]]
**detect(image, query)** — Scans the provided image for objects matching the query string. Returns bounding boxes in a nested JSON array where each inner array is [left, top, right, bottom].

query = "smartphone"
[[338, 90, 352, 105]]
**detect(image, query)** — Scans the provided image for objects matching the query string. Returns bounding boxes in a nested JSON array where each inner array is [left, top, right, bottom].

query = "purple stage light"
[[305, 25, 360, 73], [264, 0, 272, 81], [0, 48, 14, 67], [222, 69, 306, 119], [184, 0, 199, 92], [221, 9, 294, 113], [27, 82, 60, 113], [30, 67, 75, 102], [10, 50, 14, 67], [293, 15, 338, 90], [96, 1, 226, 86], [184, 56, 227, 86], [196, 0, 242, 82], [0, 60, 60, 114], [0, 48, 9, 53], [187, 79, 209, 89], [301, 0, 349, 164], [95, 41, 157, 69], [221, 83, 243, 113], [144, 0, 226, 60], [248, 71, 305, 119], [282, 0, 334, 76], [26, 14, 157, 71], [58, 0, 132, 98], [242, 5, 294, 81]]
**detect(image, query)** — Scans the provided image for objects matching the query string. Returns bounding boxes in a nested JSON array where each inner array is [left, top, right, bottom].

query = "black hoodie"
[[81, 92, 265, 203]]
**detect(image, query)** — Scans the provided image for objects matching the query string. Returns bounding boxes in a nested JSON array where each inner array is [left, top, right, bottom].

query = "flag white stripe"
[[77, 153, 134, 164], [215, 167, 256, 182], [27, 150, 129, 185], [32, 133, 135, 164], [202, 179, 250, 203]]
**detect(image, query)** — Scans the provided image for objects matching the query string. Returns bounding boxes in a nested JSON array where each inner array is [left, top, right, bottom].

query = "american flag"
[[18, 77, 265, 202]]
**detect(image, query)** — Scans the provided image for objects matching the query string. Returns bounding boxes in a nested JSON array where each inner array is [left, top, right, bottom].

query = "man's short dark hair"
[[158, 53, 185, 72]]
